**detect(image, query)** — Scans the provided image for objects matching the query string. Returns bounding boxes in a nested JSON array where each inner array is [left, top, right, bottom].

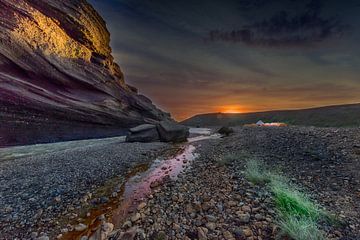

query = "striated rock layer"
[[0, 0, 170, 146]]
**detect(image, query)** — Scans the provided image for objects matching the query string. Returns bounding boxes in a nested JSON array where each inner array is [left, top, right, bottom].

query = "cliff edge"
[[0, 0, 170, 146]]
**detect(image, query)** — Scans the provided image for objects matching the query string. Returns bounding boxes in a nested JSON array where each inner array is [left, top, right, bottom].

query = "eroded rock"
[[157, 120, 190, 143]]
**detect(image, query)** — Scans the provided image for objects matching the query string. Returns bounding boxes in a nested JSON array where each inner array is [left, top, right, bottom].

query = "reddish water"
[[63, 129, 220, 239], [110, 144, 197, 227]]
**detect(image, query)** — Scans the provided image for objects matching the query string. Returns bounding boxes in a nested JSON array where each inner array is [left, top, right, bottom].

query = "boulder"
[[129, 124, 157, 133], [217, 126, 234, 136], [126, 124, 160, 142], [157, 121, 189, 143]]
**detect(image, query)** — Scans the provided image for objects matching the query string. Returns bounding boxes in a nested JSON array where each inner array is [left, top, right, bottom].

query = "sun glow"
[[219, 105, 245, 114]]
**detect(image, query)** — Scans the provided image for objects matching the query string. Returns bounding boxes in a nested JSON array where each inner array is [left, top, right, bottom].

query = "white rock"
[[74, 223, 88, 232]]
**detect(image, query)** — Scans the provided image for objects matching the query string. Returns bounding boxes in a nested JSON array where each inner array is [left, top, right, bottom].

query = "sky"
[[89, 0, 360, 120]]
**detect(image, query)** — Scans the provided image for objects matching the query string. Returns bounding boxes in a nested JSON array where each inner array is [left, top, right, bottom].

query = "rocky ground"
[[109, 126, 360, 240], [0, 138, 169, 239], [1, 126, 360, 240]]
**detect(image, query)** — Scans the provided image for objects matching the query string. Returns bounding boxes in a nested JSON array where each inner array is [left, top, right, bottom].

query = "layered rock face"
[[0, 0, 170, 146]]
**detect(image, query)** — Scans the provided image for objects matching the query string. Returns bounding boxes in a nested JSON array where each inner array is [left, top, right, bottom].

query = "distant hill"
[[182, 103, 360, 127]]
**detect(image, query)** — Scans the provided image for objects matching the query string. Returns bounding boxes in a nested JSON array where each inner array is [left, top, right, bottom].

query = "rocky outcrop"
[[0, 0, 170, 146]]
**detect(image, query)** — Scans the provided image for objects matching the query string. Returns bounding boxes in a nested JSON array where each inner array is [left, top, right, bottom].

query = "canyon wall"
[[0, 0, 170, 146]]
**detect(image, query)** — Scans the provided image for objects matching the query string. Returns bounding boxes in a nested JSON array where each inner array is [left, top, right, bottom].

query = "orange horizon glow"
[[170, 101, 360, 121], [218, 105, 250, 114]]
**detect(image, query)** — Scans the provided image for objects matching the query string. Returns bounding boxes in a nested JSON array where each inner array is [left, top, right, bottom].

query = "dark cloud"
[[206, 0, 347, 47], [236, 0, 269, 10], [90, 0, 360, 120]]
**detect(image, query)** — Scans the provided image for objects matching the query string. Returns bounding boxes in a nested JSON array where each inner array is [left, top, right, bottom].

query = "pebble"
[[74, 223, 87, 232], [238, 213, 251, 223], [130, 213, 141, 222]]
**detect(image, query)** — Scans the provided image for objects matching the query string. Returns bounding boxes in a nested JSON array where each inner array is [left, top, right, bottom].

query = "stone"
[[205, 222, 216, 231], [150, 180, 161, 188], [102, 222, 114, 234], [31, 232, 38, 238], [123, 221, 132, 229], [185, 204, 195, 214], [102, 222, 114, 231], [197, 227, 208, 240], [254, 214, 264, 220], [217, 127, 234, 136], [227, 200, 237, 207], [157, 120, 190, 143], [126, 124, 160, 142], [130, 213, 141, 222], [119, 227, 137, 240], [223, 231, 234, 239], [202, 202, 211, 211], [74, 223, 87, 232], [238, 213, 250, 223], [241, 205, 251, 212], [36, 236, 49, 240], [242, 228, 253, 237], [137, 202, 147, 211], [173, 223, 181, 231], [130, 124, 157, 133], [156, 231, 167, 240], [206, 215, 217, 222]]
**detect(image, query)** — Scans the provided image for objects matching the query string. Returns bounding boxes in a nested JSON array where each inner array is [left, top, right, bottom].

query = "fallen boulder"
[[126, 124, 160, 142], [157, 121, 190, 143], [217, 126, 234, 136]]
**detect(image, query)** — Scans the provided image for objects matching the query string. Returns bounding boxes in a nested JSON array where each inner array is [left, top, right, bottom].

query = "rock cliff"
[[0, 0, 170, 146]]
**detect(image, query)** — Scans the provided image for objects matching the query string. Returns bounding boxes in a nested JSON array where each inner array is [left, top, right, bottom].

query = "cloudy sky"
[[89, 0, 360, 120]]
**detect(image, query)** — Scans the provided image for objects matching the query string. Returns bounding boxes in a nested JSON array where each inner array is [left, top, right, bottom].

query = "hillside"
[[0, 0, 170, 146], [182, 103, 360, 127]]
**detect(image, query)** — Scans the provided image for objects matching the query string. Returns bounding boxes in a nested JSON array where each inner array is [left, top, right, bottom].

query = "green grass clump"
[[278, 215, 325, 240], [243, 158, 328, 240], [244, 158, 271, 184], [271, 181, 322, 220]]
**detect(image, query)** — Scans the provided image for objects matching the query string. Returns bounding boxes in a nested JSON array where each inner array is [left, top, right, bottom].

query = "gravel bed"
[[0, 138, 168, 239], [108, 126, 360, 240]]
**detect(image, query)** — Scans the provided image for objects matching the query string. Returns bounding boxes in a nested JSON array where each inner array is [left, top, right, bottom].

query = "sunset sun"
[[219, 105, 245, 114]]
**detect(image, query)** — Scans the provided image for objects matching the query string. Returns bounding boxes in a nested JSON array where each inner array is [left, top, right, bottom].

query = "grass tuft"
[[271, 181, 322, 220], [277, 215, 325, 240], [244, 158, 271, 184], [244, 158, 329, 240]]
